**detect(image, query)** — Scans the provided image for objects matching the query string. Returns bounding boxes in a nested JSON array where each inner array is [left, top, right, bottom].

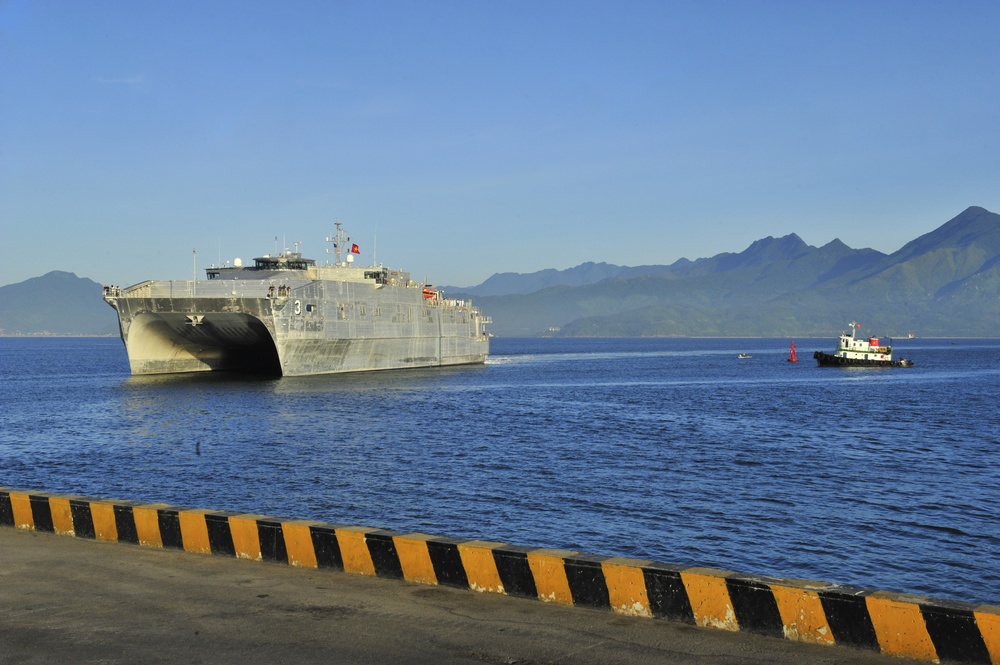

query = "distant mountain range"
[[445, 205, 1000, 337], [0, 271, 119, 335], [3, 206, 999, 337]]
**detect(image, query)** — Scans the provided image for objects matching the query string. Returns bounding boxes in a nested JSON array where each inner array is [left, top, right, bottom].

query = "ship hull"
[[813, 351, 913, 368], [107, 279, 489, 377]]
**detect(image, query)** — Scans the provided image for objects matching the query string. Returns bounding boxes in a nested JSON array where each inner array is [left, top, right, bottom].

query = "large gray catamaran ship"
[[104, 224, 490, 376]]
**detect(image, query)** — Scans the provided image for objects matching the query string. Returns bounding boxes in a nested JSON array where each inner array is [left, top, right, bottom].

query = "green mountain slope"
[[471, 206, 1000, 337]]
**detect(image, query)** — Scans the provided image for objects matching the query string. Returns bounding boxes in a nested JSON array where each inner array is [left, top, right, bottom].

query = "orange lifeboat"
[[422, 285, 436, 300]]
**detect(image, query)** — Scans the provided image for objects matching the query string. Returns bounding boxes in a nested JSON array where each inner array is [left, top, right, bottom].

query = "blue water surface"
[[2, 335, 998, 606]]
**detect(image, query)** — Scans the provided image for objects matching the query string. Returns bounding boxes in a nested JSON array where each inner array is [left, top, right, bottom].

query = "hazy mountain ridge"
[[445, 261, 670, 296], [3, 206, 998, 337], [0, 271, 119, 335], [460, 206, 1000, 336]]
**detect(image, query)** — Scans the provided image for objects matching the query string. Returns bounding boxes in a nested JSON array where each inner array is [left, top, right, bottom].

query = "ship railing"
[[133, 280, 281, 298], [440, 297, 474, 309], [439, 299, 489, 321], [120, 282, 153, 298]]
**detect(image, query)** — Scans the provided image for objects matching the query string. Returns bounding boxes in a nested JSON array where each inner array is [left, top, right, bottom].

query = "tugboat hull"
[[814, 351, 913, 368]]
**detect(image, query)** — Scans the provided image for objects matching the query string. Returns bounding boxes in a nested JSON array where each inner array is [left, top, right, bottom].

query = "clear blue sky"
[[2, 1, 999, 289]]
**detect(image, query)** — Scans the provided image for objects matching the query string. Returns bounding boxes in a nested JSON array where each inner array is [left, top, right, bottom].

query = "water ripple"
[[2, 336, 999, 606]]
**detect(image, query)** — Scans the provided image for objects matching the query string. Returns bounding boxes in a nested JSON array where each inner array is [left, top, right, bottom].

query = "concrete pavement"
[[0, 527, 925, 664]]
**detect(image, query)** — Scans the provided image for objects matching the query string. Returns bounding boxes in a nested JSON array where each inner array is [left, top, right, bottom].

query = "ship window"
[[306, 304, 315, 312]]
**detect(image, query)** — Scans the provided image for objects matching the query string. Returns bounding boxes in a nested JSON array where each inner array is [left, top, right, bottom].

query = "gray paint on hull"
[[106, 280, 489, 376]]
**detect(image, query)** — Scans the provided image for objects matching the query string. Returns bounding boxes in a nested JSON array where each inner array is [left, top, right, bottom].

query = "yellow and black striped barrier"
[[3, 487, 998, 663]]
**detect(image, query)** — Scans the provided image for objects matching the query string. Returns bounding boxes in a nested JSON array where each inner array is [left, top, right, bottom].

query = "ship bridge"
[[206, 251, 317, 280]]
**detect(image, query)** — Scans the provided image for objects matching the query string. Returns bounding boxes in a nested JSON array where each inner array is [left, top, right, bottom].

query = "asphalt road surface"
[[0, 528, 925, 664]]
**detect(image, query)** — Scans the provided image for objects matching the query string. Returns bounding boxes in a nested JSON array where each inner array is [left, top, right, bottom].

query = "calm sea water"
[[2, 335, 999, 606]]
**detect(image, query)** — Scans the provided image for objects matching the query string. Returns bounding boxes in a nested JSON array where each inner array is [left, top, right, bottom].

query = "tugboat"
[[813, 322, 913, 368]]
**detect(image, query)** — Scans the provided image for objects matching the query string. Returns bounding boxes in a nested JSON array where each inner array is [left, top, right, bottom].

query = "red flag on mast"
[[350, 244, 360, 254]]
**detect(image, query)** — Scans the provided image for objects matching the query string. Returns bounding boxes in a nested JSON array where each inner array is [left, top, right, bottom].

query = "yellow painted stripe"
[[228, 515, 262, 561], [178, 511, 212, 554], [393, 534, 438, 585], [457, 541, 506, 594], [527, 549, 575, 606], [282, 521, 318, 568], [974, 608, 1000, 665], [771, 584, 834, 645], [865, 595, 937, 661], [132, 505, 164, 548], [9, 492, 33, 529], [90, 502, 118, 542], [602, 558, 652, 617], [336, 527, 376, 576], [681, 568, 739, 631], [48, 497, 74, 536]]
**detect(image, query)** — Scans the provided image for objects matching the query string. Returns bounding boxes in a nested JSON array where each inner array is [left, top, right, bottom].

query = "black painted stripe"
[[921, 602, 991, 664], [642, 563, 695, 624], [426, 538, 469, 588], [29, 495, 54, 532], [726, 576, 784, 638], [157, 509, 184, 549], [0, 491, 13, 527], [70, 499, 96, 539], [492, 546, 538, 599], [818, 587, 880, 650], [8, 486, 997, 665], [564, 555, 611, 610], [113, 505, 139, 544], [257, 519, 288, 564], [310, 525, 344, 570], [366, 530, 404, 579], [204, 513, 236, 556]]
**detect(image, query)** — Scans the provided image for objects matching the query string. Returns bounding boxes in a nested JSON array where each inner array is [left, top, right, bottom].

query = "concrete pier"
[[1, 527, 921, 664], [3, 487, 997, 664]]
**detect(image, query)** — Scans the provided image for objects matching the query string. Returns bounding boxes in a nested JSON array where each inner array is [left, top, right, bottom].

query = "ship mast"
[[326, 223, 346, 266]]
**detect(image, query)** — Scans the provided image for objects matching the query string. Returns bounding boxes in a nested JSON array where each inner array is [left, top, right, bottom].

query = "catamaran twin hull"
[[105, 278, 489, 377]]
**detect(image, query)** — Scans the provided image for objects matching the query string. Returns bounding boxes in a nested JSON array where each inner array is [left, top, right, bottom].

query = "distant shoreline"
[[0, 334, 118, 338], [4, 334, 997, 341]]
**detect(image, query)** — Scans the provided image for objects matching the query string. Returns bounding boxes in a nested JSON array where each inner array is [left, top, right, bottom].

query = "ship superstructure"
[[104, 224, 490, 376]]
